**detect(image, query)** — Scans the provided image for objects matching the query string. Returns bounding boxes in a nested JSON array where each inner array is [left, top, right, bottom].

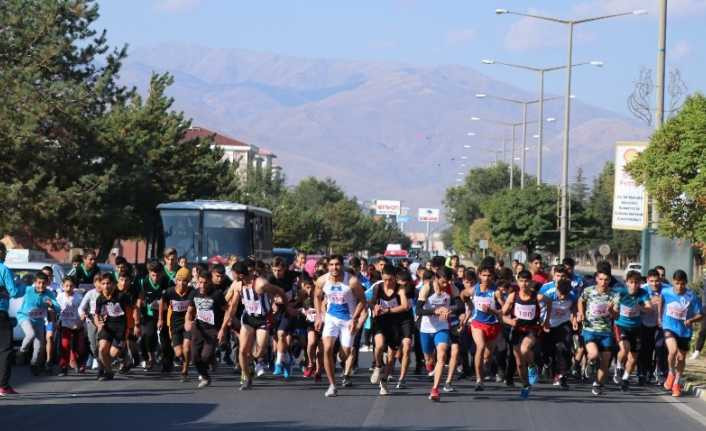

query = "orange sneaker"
[[663, 372, 675, 391], [671, 383, 682, 397]]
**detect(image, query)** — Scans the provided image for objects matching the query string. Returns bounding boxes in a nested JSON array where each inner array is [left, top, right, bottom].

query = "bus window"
[[203, 210, 248, 260], [161, 210, 200, 262]]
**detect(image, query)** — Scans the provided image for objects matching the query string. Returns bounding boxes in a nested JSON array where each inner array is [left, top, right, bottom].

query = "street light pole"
[[537, 70, 545, 184], [521, 102, 528, 189], [496, 7, 647, 260], [510, 125, 516, 189]]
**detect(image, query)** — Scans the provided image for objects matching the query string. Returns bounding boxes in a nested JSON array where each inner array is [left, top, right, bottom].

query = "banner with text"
[[612, 141, 648, 231], [418, 208, 440, 222], [375, 200, 401, 216]]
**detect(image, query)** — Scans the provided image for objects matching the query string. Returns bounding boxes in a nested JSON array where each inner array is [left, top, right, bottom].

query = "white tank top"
[[323, 272, 356, 320], [420, 291, 451, 333]]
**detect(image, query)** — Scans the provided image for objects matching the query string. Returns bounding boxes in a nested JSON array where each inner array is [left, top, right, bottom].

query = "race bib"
[[619, 304, 640, 318], [245, 300, 263, 316], [514, 303, 536, 320], [29, 308, 47, 320], [197, 308, 215, 325], [328, 292, 345, 305], [666, 303, 687, 321], [473, 296, 493, 310], [105, 302, 125, 317], [380, 298, 399, 308], [589, 302, 610, 317], [553, 302, 571, 319], [305, 308, 317, 322], [171, 300, 190, 313]]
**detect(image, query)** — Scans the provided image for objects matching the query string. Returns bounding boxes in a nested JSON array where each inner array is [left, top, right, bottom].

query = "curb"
[[684, 382, 706, 401]]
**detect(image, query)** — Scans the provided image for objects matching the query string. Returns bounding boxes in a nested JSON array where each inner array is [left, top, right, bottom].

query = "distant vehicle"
[[625, 262, 642, 273], [5, 251, 66, 342], [273, 248, 297, 267], [154, 200, 273, 264], [384, 243, 408, 258]]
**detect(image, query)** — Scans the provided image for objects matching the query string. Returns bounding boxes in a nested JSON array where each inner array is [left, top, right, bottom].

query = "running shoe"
[[342, 375, 353, 387], [314, 372, 322, 382], [663, 372, 675, 391], [585, 361, 598, 381], [273, 362, 283, 376], [613, 367, 623, 385], [325, 384, 338, 397], [255, 361, 266, 377], [370, 367, 382, 384], [180, 373, 189, 383], [553, 375, 561, 386], [689, 350, 700, 360], [303, 366, 314, 378], [671, 383, 682, 397], [443, 382, 455, 393], [560, 376, 569, 390], [520, 385, 531, 399], [0, 387, 18, 396], [239, 377, 252, 391], [496, 373, 504, 383], [396, 379, 407, 390], [93, 359, 101, 370], [57, 368, 68, 377], [379, 381, 389, 396], [474, 382, 484, 392], [591, 382, 603, 396], [429, 387, 440, 401], [426, 363, 435, 377], [620, 378, 629, 392], [283, 362, 291, 379], [98, 372, 114, 382], [198, 378, 211, 389], [528, 366, 539, 385]]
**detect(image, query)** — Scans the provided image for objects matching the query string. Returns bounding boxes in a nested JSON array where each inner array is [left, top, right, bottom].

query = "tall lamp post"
[[496, 7, 647, 260], [480, 59, 603, 185]]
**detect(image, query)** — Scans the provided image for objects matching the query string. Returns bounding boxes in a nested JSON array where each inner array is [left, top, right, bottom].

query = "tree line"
[[0, 0, 408, 259]]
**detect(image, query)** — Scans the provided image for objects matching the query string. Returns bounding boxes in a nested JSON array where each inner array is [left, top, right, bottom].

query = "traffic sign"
[[599, 244, 611, 257], [512, 250, 527, 263], [478, 240, 489, 250]]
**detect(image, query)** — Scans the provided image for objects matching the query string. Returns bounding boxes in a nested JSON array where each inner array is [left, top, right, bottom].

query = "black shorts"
[[614, 325, 641, 352], [98, 325, 125, 348], [372, 319, 401, 350], [664, 330, 691, 351], [399, 319, 414, 341], [171, 326, 192, 346], [274, 312, 295, 333], [509, 326, 539, 347], [242, 313, 268, 330]]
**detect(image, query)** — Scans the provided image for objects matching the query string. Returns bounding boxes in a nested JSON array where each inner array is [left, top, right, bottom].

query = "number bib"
[[305, 308, 317, 322], [171, 300, 190, 313], [514, 303, 536, 320], [29, 308, 46, 320], [379, 298, 399, 308], [245, 300, 263, 316], [197, 308, 215, 325], [61, 307, 78, 321], [105, 303, 125, 317], [473, 296, 493, 310], [589, 303, 610, 317], [328, 292, 345, 305], [666, 302, 688, 321], [553, 302, 571, 319], [619, 304, 640, 318]]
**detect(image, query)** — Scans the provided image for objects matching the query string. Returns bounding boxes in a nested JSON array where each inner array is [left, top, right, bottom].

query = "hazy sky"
[[97, 0, 705, 117]]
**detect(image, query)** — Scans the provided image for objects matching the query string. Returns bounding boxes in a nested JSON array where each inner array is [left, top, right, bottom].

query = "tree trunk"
[[97, 237, 116, 263]]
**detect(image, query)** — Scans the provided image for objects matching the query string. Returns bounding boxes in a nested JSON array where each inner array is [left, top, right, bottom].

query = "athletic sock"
[[276, 352, 283, 365]]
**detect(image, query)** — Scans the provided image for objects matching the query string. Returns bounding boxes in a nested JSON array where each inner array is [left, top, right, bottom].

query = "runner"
[[469, 264, 503, 391], [502, 270, 551, 399], [561, 258, 585, 296], [369, 264, 409, 395], [162, 248, 179, 287], [219, 261, 285, 390], [639, 269, 668, 385], [441, 268, 465, 393], [186, 270, 228, 389], [577, 268, 615, 396], [0, 243, 20, 395], [298, 274, 323, 381], [67, 252, 100, 294], [313, 255, 367, 397], [269, 256, 299, 379], [394, 268, 416, 389], [613, 270, 651, 391], [78, 273, 103, 371], [56, 276, 85, 376], [94, 273, 138, 381], [160, 268, 195, 382], [41, 266, 59, 372], [116, 272, 140, 374], [17, 271, 60, 375], [528, 254, 549, 285], [659, 270, 703, 397], [416, 268, 451, 401], [136, 260, 170, 372], [542, 278, 577, 389]]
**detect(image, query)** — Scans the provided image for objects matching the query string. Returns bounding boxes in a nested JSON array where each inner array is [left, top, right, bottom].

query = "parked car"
[[625, 262, 642, 273]]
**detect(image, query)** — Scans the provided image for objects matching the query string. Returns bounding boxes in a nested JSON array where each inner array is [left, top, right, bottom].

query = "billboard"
[[375, 200, 401, 216], [418, 208, 440, 222], [612, 141, 648, 231]]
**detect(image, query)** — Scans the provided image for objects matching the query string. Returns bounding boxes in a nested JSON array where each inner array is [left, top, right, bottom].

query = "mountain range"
[[119, 43, 651, 227]]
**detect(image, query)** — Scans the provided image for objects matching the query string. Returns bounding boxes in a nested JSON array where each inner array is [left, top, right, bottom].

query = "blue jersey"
[[0, 262, 21, 313], [539, 281, 555, 295], [543, 286, 577, 328], [17, 285, 60, 324], [614, 287, 649, 329], [471, 283, 498, 324], [661, 287, 702, 338]]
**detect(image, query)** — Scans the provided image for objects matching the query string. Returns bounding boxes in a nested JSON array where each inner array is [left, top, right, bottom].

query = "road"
[[3, 353, 706, 431]]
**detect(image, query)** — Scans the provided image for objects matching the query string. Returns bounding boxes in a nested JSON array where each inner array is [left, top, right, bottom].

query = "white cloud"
[[155, 0, 204, 13], [573, 0, 706, 18], [446, 28, 476, 45], [672, 40, 691, 60]]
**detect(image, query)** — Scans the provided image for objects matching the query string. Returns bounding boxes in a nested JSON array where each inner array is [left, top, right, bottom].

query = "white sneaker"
[[370, 367, 381, 384], [92, 359, 99, 370], [255, 362, 266, 377], [325, 384, 338, 397], [379, 381, 389, 396], [689, 351, 700, 360]]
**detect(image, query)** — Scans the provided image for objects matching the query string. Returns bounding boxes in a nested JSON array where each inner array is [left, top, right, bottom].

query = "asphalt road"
[[3, 353, 706, 431]]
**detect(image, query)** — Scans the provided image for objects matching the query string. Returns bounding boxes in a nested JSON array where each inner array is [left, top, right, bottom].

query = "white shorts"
[[322, 313, 354, 348]]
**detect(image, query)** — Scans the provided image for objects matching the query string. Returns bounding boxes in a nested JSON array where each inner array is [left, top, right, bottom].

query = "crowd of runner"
[[0, 242, 703, 401]]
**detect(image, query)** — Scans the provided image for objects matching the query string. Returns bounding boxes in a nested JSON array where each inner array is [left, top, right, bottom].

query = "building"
[[183, 126, 280, 180]]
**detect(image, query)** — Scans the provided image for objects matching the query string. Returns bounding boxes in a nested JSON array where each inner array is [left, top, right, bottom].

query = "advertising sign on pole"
[[375, 200, 401, 216], [612, 141, 648, 231], [418, 208, 440, 222]]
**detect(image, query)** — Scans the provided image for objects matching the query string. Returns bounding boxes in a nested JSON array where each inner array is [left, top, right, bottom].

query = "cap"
[[176, 268, 191, 280]]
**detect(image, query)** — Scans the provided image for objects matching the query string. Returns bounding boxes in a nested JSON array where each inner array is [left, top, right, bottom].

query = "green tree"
[[482, 185, 558, 254], [626, 93, 706, 250]]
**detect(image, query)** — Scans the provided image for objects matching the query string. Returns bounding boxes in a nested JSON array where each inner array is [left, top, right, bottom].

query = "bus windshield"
[[160, 209, 200, 262], [203, 210, 249, 260]]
